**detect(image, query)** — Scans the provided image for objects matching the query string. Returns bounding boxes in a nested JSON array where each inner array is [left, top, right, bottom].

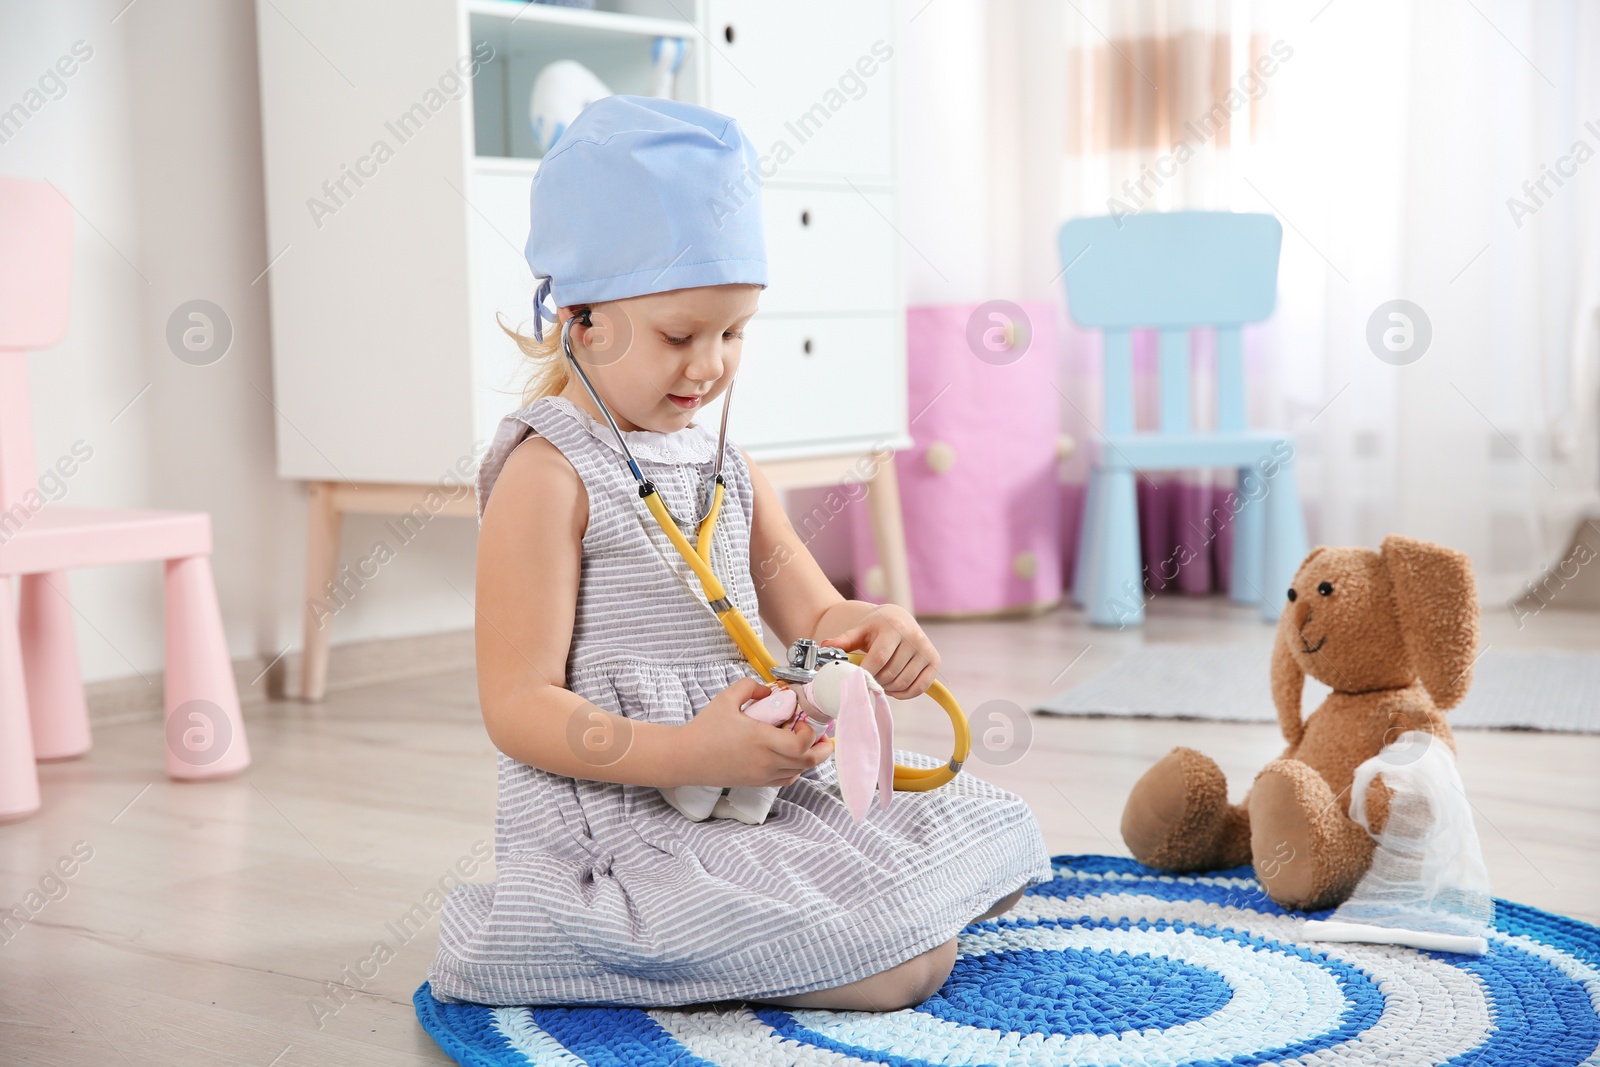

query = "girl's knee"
[[926, 935, 959, 986], [819, 937, 954, 1011], [752, 935, 958, 1012], [975, 885, 1026, 923], [894, 936, 958, 1006]]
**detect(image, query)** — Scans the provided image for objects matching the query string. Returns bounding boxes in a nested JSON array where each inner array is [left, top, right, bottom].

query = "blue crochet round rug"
[[414, 854, 1600, 1066]]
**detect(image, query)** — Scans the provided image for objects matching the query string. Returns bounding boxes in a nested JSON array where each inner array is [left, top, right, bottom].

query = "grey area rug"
[[1036, 643, 1600, 733]]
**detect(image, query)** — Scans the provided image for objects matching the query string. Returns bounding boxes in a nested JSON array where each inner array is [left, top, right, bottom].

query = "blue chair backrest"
[[1057, 211, 1282, 436]]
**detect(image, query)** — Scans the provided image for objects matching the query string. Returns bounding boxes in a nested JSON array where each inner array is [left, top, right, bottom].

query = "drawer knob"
[[802, 338, 813, 355], [1012, 550, 1038, 580], [723, 24, 735, 43], [924, 440, 955, 473], [800, 209, 810, 227], [862, 564, 887, 600]]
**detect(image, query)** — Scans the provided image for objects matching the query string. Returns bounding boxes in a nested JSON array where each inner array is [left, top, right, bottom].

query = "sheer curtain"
[[1000, 0, 1600, 604]]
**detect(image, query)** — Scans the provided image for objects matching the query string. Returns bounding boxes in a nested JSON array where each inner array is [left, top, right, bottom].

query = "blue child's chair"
[[1058, 210, 1307, 627]]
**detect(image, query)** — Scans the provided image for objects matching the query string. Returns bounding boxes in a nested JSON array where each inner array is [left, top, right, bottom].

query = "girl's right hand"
[[677, 677, 834, 788]]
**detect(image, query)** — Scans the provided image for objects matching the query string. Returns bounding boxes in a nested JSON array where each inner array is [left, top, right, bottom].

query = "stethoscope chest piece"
[[770, 638, 851, 685]]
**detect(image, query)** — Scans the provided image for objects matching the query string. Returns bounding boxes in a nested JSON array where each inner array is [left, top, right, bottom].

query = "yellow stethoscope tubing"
[[639, 482, 970, 791], [558, 309, 968, 791]]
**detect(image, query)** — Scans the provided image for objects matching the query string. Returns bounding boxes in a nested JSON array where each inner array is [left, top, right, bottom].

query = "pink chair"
[[0, 176, 250, 822]]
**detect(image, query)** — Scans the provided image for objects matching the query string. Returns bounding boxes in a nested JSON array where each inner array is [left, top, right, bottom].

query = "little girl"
[[428, 95, 1053, 1011]]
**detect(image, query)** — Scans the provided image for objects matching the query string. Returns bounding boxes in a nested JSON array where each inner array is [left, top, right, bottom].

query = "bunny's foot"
[[1249, 759, 1376, 911], [1121, 747, 1251, 871]]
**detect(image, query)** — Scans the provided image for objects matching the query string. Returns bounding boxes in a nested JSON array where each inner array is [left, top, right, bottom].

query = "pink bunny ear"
[[835, 668, 883, 823], [869, 678, 894, 810]]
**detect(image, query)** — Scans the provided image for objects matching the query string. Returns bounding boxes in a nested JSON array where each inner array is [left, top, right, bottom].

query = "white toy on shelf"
[[649, 35, 687, 98], [528, 60, 612, 154]]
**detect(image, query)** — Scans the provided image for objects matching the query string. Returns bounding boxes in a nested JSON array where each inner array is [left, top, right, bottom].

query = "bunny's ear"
[[867, 677, 894, 810], [1271, 614, 1306, 747], [834, 668, 882, 823], [1381, 534, 1480, 710]]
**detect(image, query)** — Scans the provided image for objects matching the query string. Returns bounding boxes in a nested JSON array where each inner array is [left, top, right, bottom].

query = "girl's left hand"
[[819, 605, 942, 700]]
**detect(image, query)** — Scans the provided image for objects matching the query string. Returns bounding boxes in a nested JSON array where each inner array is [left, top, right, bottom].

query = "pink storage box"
[[852, 302, 1063, 617]]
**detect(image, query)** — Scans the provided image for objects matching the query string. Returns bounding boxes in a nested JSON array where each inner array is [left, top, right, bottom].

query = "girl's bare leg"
[[748, 885, 1026, 1012], [971, 884, 1025, 924], [749, 936, 958, 1011]]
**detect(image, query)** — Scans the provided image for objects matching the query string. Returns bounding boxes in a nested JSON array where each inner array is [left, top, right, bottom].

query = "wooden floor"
[[3, 596, 1597, 1065]]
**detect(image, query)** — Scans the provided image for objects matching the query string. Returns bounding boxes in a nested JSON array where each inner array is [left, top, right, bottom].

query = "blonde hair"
[[498, 303, 574, 408]]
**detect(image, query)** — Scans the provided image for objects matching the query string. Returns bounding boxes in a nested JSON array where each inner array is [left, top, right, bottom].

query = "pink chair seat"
[[0, 175, 250, 822], [0, 507, 212, 574]]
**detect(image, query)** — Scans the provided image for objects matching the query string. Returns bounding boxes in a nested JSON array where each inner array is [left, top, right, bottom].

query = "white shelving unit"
[[254, 0, 912, 698]]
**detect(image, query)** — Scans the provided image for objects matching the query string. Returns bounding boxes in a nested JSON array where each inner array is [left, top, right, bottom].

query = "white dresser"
[[254, 0, 913, 697]]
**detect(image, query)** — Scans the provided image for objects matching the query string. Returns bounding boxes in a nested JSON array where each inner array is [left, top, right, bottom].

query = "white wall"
[[3, 0, 478, 688], [889, 0, 1065, 308], [891, 0, 991, 305]]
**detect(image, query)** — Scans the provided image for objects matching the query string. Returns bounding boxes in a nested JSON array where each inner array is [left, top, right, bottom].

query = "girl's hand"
[[819, 606, 942, 699], [677, 677, 834, 789]]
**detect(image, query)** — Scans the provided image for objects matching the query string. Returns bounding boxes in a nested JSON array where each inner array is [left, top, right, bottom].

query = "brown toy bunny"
[[1119, 534, 1480, 911]]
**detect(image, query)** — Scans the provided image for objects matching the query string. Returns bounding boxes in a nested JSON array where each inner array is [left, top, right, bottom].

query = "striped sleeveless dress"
[[427, 393, 1054, 1007]]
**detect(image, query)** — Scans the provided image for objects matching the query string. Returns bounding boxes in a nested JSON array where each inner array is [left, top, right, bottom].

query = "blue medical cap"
[[524, 94, 768, 341]]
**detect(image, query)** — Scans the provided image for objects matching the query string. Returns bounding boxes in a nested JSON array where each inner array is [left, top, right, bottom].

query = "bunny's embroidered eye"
[[1286, 587, 1297, 602], [1317, 581, 1334, 596]]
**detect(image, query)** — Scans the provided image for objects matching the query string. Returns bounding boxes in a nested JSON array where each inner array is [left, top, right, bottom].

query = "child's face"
[[560, 284, 760, 434]]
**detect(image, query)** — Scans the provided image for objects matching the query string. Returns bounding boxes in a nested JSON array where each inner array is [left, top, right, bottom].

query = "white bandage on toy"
[[1302, 730, 1493, 955]]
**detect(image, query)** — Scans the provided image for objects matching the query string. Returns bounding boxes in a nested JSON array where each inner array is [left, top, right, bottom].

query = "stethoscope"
[[561, 309, 970, 791]]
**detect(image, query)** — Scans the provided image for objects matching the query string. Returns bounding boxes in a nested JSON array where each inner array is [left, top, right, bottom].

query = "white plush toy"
[[649, 36, 688, 99], [528, 60, 612, 155], [528, 39, 686, 156], [659, 659, 895, 826]]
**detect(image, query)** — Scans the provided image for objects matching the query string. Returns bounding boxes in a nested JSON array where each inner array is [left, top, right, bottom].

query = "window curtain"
[[1048, 0, 1600, 605]]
